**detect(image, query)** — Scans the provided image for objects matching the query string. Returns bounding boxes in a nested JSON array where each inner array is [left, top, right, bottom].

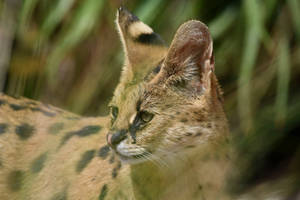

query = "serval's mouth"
[[114, 141, 151, 164]]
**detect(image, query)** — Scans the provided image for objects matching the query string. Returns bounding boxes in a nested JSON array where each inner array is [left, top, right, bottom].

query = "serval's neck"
[[130, 139, 231, 200]]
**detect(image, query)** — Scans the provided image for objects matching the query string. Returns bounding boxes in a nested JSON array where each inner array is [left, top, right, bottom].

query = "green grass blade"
[[46, 0, 106, 84], [18, 0, 39, 36], [209, 6, 237, 39], [288, 0, 300, 41], [135, 0, 164, 24], [41, 0, 76, 39], [237, 0, 264, 134], [275, 36, 290, 126]]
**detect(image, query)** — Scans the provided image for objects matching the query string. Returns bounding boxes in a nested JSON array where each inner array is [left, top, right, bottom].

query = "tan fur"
[[128, 21, 153, 38], [0, 7, 233, 200]]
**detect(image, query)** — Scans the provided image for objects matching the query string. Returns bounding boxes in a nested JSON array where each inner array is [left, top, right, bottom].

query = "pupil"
[[141, 111, 153, 122]]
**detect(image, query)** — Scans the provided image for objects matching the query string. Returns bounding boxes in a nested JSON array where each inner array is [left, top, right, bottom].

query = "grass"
[[1, 0, 299, 135]]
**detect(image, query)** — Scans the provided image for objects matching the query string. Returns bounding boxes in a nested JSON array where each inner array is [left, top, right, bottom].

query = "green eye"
[[110, 106, 119, 121], [140, 111, 154, 123]]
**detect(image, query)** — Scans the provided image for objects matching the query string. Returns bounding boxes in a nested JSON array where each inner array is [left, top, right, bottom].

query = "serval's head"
[[107, 7, 228, 164]]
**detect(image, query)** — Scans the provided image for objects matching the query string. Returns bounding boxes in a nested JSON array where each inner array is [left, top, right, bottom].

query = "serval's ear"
[[116, 7, 167, 80], [153, 20, 216, 96]]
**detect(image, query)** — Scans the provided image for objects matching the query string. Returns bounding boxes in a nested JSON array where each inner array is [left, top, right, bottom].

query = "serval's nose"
[[106, 129, 128, 149]]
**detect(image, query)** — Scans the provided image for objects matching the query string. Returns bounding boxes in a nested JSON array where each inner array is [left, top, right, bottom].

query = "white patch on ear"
[[115, 11, 127, 55], [208, 41, 213, 58], [129, 21, 153, 38]]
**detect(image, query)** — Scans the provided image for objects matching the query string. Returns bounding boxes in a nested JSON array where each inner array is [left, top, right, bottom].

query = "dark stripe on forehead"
[[153, 65, 161, 74], [136, 100, 142, 111], [135, 32, 165, 45]]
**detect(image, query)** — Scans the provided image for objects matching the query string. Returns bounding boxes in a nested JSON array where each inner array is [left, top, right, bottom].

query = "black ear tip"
[[118, 6, 131, 16], [117, 7, 139, 24], [118, 6, 124, 12]]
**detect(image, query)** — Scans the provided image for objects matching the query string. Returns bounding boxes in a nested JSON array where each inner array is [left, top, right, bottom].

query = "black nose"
[[107, 129, 128, 148]]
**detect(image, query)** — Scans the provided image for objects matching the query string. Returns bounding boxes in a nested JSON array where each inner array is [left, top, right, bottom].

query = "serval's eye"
[[110, 106, 119, 123], [140, 111, 154, 123]]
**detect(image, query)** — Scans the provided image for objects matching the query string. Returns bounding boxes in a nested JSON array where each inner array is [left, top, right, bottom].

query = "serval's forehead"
[[112, 62, 164, 107], [112, 83, 144, 108]]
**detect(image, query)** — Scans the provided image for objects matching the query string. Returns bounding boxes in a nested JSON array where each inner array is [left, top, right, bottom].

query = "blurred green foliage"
[[0, 0, 299, 139]]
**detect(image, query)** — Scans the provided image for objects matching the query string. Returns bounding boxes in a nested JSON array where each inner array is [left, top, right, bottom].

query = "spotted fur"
[[0, 7, 252, 200]]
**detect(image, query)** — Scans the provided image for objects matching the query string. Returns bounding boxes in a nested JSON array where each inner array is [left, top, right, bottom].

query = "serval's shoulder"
[[0, 94, 133, 200]]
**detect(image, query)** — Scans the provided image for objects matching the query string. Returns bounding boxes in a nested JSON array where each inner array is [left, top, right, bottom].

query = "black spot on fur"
[[65, 116, 80, 120], [0, 123, 8, 134], [185, 132, 193, 136], [9, 103, 26, 111], [109, 155, 115, 164], [180, 118, 188, 123], [196, 132, 202, 137], [8, 170, 24, 191], [112, 168, 117, 178], [135, 33, 165, 45], [98, 145, 110, 159], [60, 125, 102, 147], [197, 118, 204, 122], [185, 145, 196, 149], [0, 99, 6, 106], [48, 122, 64, 134], [111, 161, 122, 178], [76, 150, 95, 173], [164, 104, 172, 109], [207, 123, 212, 128], [30, 107, 56, 117], [117, 161, 122, 169], [31, 152, 48, 173], [99, 184, 108, 200], [25, 101, 37, 106], [15, 123, 35, 140], [76, 126, 102, 137], [112, 161, 122, 179], [51, 189, 67, 200], [198, 185, 203, 190]]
